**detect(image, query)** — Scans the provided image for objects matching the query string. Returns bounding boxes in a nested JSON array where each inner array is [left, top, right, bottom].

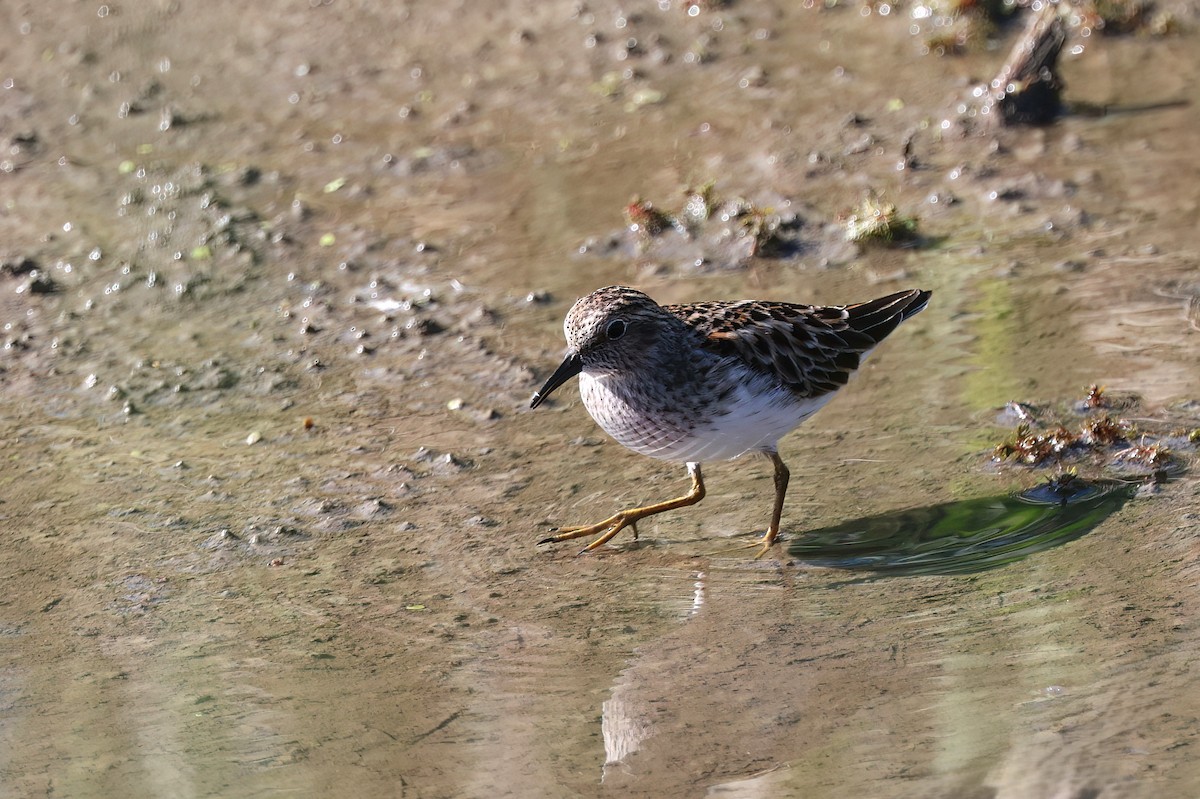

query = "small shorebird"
[[530, 285, 931, 555]]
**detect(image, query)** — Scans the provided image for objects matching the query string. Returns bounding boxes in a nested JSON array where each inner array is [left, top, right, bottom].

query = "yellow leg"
[[540, 463, 706, 553], [712, 450, 789, 559], [753, 450, 790, 558]]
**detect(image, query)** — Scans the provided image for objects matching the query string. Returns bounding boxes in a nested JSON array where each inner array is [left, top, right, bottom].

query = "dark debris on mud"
[[578, 181, 931, 274], [990, 385, 1199, 485]]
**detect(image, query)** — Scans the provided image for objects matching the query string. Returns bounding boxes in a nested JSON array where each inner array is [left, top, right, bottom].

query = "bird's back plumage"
[[665, 288, 931, 400]]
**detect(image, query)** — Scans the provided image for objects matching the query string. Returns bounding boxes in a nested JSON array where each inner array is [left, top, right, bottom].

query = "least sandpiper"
[[530, 285, 931, 555]]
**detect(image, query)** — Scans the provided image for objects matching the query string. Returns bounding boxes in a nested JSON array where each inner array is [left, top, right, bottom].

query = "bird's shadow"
[[784, 478, 1136, 579]]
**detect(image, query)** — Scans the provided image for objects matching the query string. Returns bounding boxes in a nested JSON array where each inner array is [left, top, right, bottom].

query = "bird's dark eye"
[[606, 319, 627, 340]]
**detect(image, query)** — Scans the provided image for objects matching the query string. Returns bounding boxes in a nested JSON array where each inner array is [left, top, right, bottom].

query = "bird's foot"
[[538, 467, 705, 554], [705, 530, 781, 559], [538, 512, 642, 553]]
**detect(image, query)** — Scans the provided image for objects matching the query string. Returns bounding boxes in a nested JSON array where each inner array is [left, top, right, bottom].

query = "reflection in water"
[[788, 479, 1136, 576], [601, 677, 652, 780], [602, 570, 708, 779], [689, 571, 707, 619]]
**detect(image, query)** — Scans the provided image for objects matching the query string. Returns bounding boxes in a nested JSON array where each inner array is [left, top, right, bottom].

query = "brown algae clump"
[[1079, 414, 1130, 446], [991, 386, 1194, 480], [994, 423, 1077, 464], [1084, 383, 1108, 409], [624, 197, 675, 238]]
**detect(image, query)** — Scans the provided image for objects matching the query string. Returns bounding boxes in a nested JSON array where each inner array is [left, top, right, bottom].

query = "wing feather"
[[664, 289, 930, 398]]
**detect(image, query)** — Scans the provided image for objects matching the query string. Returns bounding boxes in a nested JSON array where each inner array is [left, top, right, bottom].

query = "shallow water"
[[2, 1, 1200, 797]]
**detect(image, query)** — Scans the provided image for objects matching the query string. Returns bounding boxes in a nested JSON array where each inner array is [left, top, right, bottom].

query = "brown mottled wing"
[[663, 289, 931, 398]]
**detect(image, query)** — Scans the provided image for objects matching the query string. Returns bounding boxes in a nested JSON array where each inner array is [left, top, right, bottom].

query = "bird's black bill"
[[530, 352, 582, 409]]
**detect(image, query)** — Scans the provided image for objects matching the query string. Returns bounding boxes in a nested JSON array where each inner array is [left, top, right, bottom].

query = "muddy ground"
[[2, 1, 1200, 797]]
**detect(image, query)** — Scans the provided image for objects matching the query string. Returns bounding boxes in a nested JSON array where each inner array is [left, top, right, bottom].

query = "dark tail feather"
[[846, 289, 932, 343]]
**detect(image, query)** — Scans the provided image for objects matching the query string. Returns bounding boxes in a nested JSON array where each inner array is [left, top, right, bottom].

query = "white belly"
[[579, 371, 830, 464]]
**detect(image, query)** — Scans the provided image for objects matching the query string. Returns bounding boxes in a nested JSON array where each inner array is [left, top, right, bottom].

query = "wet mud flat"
[[2, 1, 1200, 797]]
